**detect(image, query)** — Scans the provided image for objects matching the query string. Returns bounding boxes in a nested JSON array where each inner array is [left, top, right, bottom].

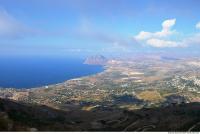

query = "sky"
[[0, 0, 200, 57]]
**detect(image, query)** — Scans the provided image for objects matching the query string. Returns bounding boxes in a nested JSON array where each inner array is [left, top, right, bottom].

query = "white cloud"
[[162, 19, 176, 31], [134, 31, 152, 40], [134, 19, 200, 48], [144, 33, 200, 48], [196, 22, 200, 29], [146, 38, 179, 48], [155, 18, 176, 37], [134, 18, 180, 48], [135, 18, 176, 41]]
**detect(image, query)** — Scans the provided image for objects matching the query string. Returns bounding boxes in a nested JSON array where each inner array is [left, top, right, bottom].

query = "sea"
[[0, 56, 103, 89]]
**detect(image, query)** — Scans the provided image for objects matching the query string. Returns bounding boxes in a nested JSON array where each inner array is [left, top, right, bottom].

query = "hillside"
[[0, 98, 200, 131]]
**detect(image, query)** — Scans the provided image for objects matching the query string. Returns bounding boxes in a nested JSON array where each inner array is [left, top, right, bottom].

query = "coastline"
[[0, 64, 107, 91], [30, 65, 107, 91]]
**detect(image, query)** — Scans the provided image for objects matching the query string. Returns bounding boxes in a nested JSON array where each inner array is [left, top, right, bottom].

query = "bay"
[[0, 56, 103, 89]]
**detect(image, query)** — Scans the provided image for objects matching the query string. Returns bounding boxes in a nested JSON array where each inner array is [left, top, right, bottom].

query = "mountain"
[[84, 55, 108, 65], [0, 98, 85, 131], [0, 98, 200, 131]]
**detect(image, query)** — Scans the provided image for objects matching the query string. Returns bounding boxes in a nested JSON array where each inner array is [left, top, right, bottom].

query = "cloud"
[[134, 31, 152, 40], [162, 18, 176, 30], [145, 33, 200, 48], [134, 18, 189, 48], [134, 19, 200, 48], [157, 18, 176, 37], [146, 38, 179, 48], [135, 19, 176, 40], [196, 22, 200, 29]]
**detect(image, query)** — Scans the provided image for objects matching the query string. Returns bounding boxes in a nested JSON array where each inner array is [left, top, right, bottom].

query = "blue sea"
[[0, 56, 103, 89]]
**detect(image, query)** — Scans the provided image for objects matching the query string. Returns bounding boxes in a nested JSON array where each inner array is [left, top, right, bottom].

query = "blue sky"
[[0, 0, 200, 57]]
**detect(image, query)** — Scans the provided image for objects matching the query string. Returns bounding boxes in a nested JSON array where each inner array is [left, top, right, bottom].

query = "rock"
[[84, 55, 108, 65]]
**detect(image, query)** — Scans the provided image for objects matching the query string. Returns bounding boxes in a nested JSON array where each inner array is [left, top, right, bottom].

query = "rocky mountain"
[[84, 55, 108, 65]]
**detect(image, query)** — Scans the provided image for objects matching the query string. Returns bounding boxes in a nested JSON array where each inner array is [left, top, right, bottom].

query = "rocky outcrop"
[[84, 55, 108, 65]]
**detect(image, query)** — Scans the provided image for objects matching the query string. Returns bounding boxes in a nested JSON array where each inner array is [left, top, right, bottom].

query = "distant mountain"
[[84, 55, 108, 65]]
